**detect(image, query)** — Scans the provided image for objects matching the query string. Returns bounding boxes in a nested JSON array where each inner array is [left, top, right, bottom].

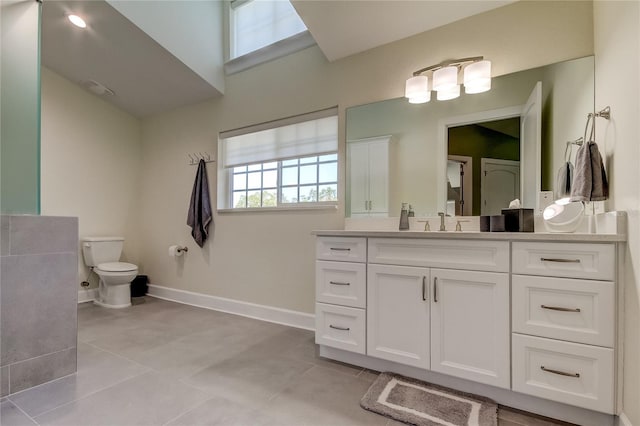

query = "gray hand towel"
[[570, 141, 609, 202], [187, 159, 213, 247]]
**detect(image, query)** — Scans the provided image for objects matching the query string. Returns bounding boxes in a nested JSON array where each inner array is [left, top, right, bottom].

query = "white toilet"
[[82, 237, 138, 308]]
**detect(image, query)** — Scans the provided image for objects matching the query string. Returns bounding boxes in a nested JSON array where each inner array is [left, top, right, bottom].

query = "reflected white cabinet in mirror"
[[346, 135, 392, 217], [345, 56, 594, 218]]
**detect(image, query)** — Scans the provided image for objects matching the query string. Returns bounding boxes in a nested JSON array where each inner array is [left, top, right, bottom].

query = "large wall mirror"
[[345, 56, 594, 218]]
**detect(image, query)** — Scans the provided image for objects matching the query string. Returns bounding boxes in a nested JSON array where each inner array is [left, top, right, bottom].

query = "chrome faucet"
[[438, 212, 446, 231]]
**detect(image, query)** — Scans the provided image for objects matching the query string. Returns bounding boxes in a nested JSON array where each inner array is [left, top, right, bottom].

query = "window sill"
[[224, 31, 316, 75], [217, 204, 338, 214]]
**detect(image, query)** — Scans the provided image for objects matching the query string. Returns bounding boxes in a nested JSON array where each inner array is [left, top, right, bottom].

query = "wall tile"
[[1, 216, 9, 256], [1, 253, 78, 365], [9, 347, 77, 394], [9, 215, 78, 255], [1, 365, 9, 397]]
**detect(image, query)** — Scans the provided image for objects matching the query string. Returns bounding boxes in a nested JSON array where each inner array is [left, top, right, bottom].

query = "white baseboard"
[[617, 412, 633, 426], [78, 288, 98, 303], [147, 284, 315, 331]]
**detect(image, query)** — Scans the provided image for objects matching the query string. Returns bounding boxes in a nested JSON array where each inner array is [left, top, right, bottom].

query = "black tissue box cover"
[[501, 208, 534, 232]]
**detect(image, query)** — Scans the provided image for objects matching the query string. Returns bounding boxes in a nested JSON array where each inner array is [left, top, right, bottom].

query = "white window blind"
[[220, 108, 338, 168], [231, 0, 307, 59]]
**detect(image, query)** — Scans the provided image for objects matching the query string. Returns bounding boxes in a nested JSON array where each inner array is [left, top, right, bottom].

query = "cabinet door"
[[367, 140, 389, 216], [347, 142, 370, 216], [430, 268, 510, 388], [367, 264, 430, 368]]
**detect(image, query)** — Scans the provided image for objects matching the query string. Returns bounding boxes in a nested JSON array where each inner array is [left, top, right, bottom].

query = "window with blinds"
[[218, 108, 339, 210]]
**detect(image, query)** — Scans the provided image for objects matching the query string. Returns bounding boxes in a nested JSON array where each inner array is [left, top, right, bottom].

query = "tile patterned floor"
[[1, 297, 574, 425]]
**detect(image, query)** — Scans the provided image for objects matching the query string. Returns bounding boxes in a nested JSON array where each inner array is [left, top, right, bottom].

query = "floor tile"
[[0, 400, 37, 425], [183, 351, 315, 406], [165, 395, 279, 426], [5, 298, 576, 426], [9, 343, 149, 417], [34, 371, 209, 426], [258, 365, 388, 426]]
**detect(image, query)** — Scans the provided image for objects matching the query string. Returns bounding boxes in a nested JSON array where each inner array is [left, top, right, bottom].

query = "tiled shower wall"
[[0, 215, 78, 396]]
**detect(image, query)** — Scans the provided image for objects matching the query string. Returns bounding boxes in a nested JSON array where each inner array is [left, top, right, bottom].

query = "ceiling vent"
[[82, 80, 115, 97]]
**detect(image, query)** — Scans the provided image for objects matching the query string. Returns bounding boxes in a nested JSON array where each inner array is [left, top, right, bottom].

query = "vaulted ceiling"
[[41, 0, 515, 118]]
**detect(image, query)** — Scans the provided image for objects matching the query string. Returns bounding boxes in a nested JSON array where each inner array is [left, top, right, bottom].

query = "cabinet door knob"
[[329, 281, 350, 286], [329, 324, 350, 331], [422, 276, 426, 301]]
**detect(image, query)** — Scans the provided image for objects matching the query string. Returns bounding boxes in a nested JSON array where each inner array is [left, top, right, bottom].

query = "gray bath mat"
[[360, 372, 497, 426]]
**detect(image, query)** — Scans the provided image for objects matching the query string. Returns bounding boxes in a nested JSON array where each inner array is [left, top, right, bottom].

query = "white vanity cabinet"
[[347, 136, 390, 217], [511, 242, 616, 414], [314, 231, 623, 425], [366, 238, 511, 388]]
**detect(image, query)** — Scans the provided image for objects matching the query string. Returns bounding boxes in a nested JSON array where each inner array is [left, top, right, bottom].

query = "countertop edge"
[[311, 230, 626, 242]]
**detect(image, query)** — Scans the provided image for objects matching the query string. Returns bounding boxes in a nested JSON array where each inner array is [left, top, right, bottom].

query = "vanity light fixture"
[[67, 14, 87, 28], [404, 56, 491, 104]]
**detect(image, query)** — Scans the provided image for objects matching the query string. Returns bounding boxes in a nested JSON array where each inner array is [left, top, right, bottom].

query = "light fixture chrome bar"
[[412, 56, 484, 76]]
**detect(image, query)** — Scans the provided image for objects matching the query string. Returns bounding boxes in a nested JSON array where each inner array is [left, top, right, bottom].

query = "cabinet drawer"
[[316, 261, 366, 308], [315, 303, 366, 354], [316, 237, 367, 263], [512, 242, 615, 280], [368, 238, 509, 272], [512, 275, 614, 347], [512, 334, 614, 413]]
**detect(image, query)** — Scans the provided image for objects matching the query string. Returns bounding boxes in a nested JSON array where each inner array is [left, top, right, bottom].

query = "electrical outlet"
[[538, 191, 554, 213]]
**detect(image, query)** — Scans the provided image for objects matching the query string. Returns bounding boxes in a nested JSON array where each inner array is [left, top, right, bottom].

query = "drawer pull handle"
[[330, 248, 351, 251], [541, 366, 580, 378], [422, 276, 426, 301], [540, 257, 581, 263], [329, 325, 350, 331], [329, 281, 350, 286], [541, 305, 581, 313], [433, 277, 438, 303]]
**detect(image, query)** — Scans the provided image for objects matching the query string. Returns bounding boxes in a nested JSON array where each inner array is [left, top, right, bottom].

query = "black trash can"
[[130, 275, 148, 298]]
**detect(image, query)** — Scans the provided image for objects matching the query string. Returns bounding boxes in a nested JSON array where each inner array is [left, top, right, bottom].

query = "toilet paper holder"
[[169, 245, 189, 257]]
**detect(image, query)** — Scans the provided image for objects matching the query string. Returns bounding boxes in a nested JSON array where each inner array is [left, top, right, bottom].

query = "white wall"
[[138, 0, 594, 314], [40, 67, 142, 288], [593, 2, 640, 424], [106, 0, 225, 93]]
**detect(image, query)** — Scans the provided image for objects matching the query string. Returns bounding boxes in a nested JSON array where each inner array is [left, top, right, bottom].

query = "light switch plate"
[[538, 191, 554, 213]]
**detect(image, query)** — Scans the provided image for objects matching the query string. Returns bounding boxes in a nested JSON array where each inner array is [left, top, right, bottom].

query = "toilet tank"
[[82, 237, 124, 266]]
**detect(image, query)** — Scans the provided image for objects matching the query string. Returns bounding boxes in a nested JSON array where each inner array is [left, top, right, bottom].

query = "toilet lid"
[[97, 262, 138, 272]]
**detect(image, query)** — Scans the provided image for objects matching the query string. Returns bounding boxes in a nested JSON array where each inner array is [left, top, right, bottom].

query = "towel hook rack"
[[188, 152, 215, 166]]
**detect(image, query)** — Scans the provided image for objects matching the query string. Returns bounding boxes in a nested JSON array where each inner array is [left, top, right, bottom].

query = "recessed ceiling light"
[[67, 14, 87, 28]]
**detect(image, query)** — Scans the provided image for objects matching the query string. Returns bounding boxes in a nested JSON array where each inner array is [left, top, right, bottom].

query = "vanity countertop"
[[312, 229, 626, 242]]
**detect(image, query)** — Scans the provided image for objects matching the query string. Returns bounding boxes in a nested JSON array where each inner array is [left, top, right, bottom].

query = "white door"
[[430, 268, 510, 389], [520, 81, 542, 210], [481, 158, 520, 215], [367, 264, 430, 368], [347, 142, 369, 217]]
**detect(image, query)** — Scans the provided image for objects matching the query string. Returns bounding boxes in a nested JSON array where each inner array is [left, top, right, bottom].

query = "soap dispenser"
[[399, 203, 410, 230], [408, 204, 415, 217]]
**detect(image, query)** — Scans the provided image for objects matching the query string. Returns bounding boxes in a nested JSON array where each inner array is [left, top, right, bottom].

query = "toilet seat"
[[96, 262, 138, 273]]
